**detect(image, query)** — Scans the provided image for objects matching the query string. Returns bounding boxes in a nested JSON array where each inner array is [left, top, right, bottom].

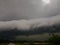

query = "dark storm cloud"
[[0, 0, 59, 21]]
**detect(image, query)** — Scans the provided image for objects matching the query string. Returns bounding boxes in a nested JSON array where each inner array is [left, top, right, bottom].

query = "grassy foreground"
[[0, 42, 49, 45]]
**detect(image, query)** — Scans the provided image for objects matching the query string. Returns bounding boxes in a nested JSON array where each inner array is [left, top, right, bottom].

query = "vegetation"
[[48, 34, 60, 45], [0, 33, 60, 45]]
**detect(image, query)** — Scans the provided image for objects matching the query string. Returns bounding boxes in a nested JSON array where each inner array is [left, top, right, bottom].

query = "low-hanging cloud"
[[0, 15, 60, 31]]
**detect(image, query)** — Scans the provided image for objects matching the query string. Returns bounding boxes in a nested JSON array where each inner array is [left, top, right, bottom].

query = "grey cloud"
[[0, 15, 60, 31], [0, 0, 59, 21]]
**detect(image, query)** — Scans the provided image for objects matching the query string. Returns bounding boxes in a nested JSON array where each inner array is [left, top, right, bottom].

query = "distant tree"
[[48, 34, 60, 45]]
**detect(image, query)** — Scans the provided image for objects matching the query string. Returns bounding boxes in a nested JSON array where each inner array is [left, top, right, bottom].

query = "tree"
[[48, 34, 60, 45]]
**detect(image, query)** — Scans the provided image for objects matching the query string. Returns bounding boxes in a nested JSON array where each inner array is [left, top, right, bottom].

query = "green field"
[[0, 33, 60, 45], [16, 33, 60, 41]]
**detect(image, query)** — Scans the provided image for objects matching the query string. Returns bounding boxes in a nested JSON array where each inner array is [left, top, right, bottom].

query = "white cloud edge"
[[0, 15, 60, 31]]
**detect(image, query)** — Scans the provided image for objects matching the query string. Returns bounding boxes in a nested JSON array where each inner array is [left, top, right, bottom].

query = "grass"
[[16, 33, 60, 41], [0, 42, 50, 45], [0, 33, 60, 45]]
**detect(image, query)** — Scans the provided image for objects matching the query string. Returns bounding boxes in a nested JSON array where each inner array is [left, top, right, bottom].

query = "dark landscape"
[[0, 0, 60, 45]]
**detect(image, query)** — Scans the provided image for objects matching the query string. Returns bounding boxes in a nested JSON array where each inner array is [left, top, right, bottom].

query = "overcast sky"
[[0, 0, 59, 21]]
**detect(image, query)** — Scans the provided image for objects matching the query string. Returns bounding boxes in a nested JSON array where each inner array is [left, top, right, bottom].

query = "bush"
[[48, 34, 60, 45]]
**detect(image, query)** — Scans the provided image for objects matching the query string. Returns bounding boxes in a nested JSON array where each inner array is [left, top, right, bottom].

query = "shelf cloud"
[[0, 15, 60, 31]]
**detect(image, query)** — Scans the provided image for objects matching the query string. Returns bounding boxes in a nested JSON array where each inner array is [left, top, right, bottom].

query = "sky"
[[0, 0, 59, 21], [0, 15, 60, 31], [0, 0, 59, 31]]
